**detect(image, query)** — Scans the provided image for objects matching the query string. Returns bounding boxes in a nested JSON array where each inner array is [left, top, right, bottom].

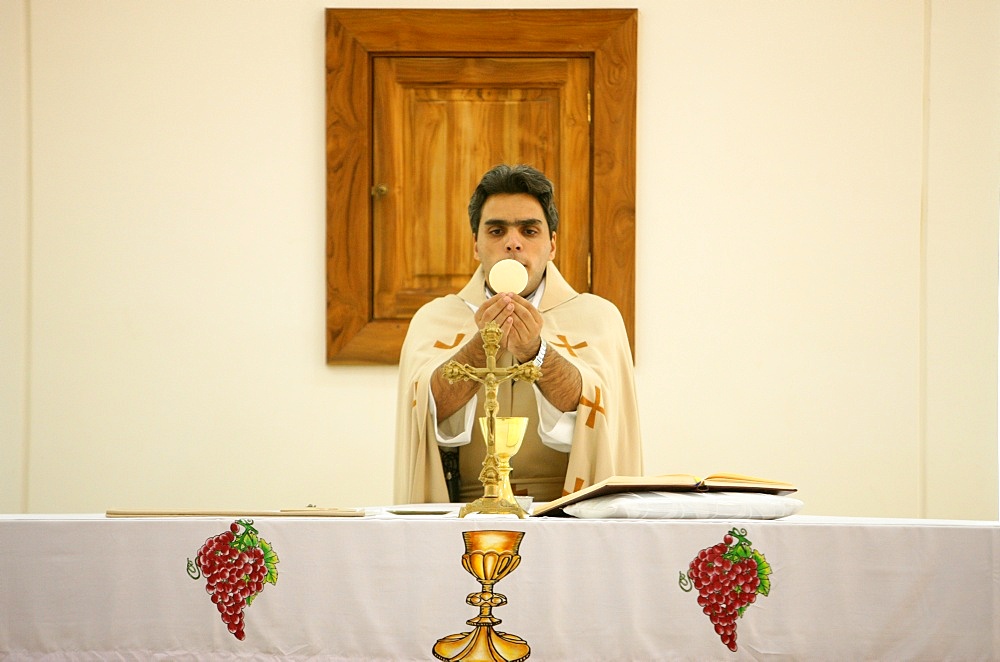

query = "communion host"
[[394, 164, 642, 505]]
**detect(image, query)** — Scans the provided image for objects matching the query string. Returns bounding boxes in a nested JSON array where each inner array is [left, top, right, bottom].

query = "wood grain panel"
[[373, 57, 589, 320]]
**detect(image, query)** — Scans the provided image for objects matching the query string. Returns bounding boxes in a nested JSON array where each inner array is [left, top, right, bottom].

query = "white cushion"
[[562, 490, 804, 520]]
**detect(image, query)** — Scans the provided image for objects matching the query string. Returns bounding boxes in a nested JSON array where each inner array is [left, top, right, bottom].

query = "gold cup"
[[459, 417, 529, 518], [432, 530, 530, 662], [480, 416, 527, 508]]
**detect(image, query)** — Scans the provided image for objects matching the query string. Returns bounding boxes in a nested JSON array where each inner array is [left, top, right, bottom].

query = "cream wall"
[[1, 0, 30, 514], [1, 0, 997, 518]]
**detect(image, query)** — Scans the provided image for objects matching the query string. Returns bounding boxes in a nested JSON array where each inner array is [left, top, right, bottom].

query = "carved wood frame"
[[326, 9, 637, 364]]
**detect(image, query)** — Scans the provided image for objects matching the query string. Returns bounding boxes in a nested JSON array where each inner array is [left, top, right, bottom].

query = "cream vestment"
[[394, 262, 642, 504]]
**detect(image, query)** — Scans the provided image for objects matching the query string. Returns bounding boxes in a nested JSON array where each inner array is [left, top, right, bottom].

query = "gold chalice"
[[482, 416, 527, 510], [443, 321, 540, 519], [459, 417, 529, 518], [432, 530, 530, 662]]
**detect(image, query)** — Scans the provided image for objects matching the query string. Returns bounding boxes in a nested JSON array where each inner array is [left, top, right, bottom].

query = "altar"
[[1, 510, 997, 660]]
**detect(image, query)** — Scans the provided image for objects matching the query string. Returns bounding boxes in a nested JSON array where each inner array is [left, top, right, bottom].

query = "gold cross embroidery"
[[553, 334, 588, 357], [434, 333, 466, 350], [411, 381, 417, 408], [579, 386, 606, 429]]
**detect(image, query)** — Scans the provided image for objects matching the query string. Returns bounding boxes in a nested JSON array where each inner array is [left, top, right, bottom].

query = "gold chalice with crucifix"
[[441, 321, 541, 518]]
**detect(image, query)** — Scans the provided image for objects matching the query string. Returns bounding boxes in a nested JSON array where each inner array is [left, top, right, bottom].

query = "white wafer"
[[488, 259, 529, 294]]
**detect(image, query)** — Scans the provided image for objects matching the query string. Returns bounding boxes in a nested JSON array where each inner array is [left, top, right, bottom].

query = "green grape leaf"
[[725, 543, 753, 562], [753, 549, 772, 596], [260, 538, 280, 585]]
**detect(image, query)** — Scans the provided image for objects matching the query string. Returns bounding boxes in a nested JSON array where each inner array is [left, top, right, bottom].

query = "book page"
[[700, 473, 796, 490]]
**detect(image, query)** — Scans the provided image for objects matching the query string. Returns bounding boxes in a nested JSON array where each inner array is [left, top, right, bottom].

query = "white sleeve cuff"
[[429, 388, 477, 447], [533, 384, 576, 452]]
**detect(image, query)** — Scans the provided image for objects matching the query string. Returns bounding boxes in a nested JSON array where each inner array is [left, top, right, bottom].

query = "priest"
[[394, 164, 642, 504]]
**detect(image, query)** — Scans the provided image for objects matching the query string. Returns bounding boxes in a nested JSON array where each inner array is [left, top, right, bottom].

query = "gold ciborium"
[[432, 530, 530, 662]]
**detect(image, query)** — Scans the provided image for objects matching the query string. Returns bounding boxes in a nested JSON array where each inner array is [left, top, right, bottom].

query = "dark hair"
[[467, 164, 559, 236]]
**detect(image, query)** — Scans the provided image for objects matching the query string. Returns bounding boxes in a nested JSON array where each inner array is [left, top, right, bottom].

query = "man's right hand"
[[476, 293, 544, 363], [474, 292, 512, 329], [431, 293, 518, 421]]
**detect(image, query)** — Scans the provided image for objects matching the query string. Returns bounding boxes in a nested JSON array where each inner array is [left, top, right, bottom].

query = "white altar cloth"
[[1, 511, 997, 660]]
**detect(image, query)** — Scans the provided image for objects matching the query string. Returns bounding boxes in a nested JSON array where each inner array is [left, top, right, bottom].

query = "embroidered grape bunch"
[[680, 527, 771, 652], [188, 519, 279, 640]]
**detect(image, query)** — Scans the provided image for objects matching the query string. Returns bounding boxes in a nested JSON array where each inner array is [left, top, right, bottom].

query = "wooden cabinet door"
[[372, 56, 591, 320], [326, 9, 636, 364]]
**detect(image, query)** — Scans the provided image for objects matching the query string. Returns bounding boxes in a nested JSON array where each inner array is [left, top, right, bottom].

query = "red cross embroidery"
[[579, 386, 606, 429], [553, 334, 588, 357], [434, 333, 466, 350]]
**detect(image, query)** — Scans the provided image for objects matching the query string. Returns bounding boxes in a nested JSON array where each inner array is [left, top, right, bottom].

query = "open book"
[[532, 473, 796, 517]]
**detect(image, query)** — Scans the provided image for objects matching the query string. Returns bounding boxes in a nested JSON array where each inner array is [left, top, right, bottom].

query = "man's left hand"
[[500, 294, 544, 362]]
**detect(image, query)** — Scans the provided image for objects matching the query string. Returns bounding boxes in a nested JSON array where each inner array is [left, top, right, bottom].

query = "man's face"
[[474, 193, 556, 296]]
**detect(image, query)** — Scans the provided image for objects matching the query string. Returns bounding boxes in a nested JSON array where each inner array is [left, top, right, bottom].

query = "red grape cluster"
[[194, 520, 277, 640], [684, 529, 769, 652]]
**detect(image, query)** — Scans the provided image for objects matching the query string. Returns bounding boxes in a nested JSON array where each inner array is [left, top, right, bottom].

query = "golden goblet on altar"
[[442, 320, 540, 519], [459, 417, 529, 518], [482, 416, 527, 509], [432, 530, 530, 662]]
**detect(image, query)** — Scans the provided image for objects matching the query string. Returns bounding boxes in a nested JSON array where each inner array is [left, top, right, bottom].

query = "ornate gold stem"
[[433, 530, 530, 662]]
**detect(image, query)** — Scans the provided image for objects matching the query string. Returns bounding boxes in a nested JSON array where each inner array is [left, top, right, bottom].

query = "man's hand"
[[475, 293, 543, 362], [475, 293, 582, 413], [432, 293, 582, 419]]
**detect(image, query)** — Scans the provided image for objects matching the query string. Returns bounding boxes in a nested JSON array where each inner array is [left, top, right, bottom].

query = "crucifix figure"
[[441, 321, 541, 517]]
